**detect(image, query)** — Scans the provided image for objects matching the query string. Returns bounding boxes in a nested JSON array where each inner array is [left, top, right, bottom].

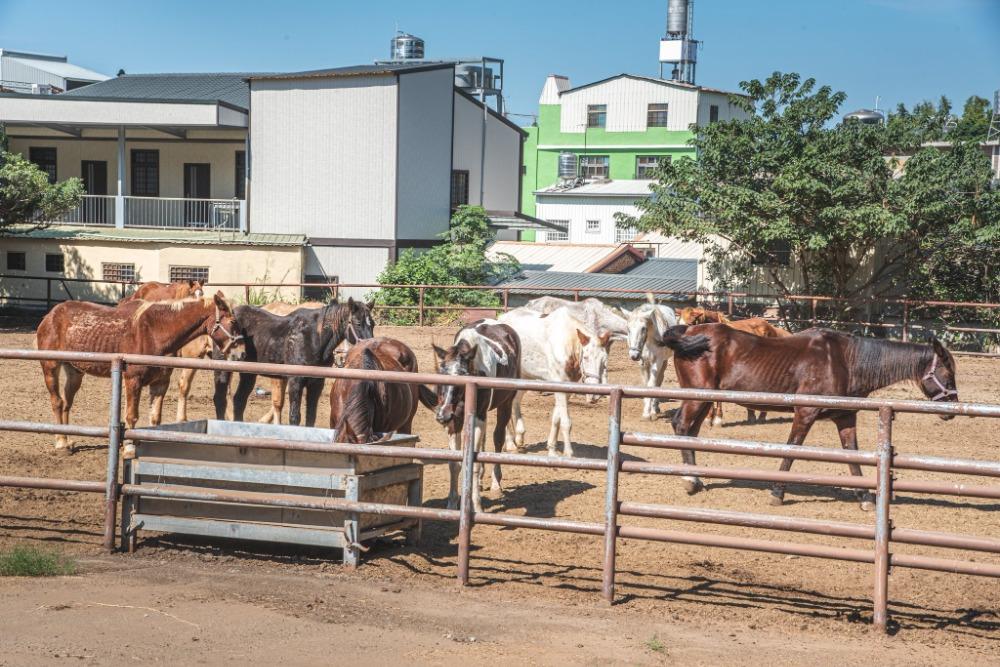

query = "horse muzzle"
[[436, 406, 455, 425], [628, 347, 641, 361]]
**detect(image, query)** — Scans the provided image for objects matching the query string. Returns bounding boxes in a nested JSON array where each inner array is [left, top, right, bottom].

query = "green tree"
[[371, 206, 520, 324], [0, 139, 83, 232], [952, 95, 993, 142]]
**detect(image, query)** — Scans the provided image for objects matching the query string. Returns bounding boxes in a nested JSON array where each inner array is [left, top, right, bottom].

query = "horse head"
[[207, 292, 246, 361], [576, 328, 612, 404], [920, 338, 958, 419], [344, 297, 376, 345], [187, 280, 205, 298], [431, 339, 478, 425]]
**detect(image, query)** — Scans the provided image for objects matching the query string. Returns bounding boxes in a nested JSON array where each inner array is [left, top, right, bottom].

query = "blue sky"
[[1, 0, 998, 121]]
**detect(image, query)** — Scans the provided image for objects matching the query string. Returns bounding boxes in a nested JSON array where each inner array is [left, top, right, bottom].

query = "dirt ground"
[[1, 319, 999, 665]]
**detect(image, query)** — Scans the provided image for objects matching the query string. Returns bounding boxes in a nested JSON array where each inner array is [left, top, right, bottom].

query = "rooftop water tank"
[[558, 152, 578, 180], [390, 32, 424, 60], [843, 109, 885, 125], [667, 0, 689, 35]]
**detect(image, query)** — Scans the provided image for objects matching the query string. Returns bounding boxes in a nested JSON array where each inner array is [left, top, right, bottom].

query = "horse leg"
[[711, 401, 724, 427], [640, 358, 655, 420], [833, 413, 874, 511], [490, 404, 511, 493], [261, 377, 286, 424], [175, 368, 196, 422], [303, 377, 324, 427], [147, 370, 172, 426], [545, 397, 561, 457], [446, 425, 461, 510], [212, 370, 232, 421], [473, 416, 486, 513], [556, 392, 574, 458], [651, 355, 668, 418], [671, 400, 712, 494], [286, 378, 305, 426], [42, 362, 68, 451], [58, 366, 84, 454], [232, 373, 256, 422], [505, 390, 526, 453], [769, 407, 821, 506], [122, 376, 143, 459]]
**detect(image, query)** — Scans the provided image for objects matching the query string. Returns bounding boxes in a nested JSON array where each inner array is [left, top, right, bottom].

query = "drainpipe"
[[115, 125, 125, 229]]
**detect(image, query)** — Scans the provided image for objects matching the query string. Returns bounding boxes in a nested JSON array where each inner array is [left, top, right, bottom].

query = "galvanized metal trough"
[[121, 420, 422, 566]]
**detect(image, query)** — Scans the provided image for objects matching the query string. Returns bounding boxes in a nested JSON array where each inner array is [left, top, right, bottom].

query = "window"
[[752, 240, 792, 267], [169, 266, 210, 283], [6, 252, 26, 271], [579, 155, 609, 179], [586, 220, 601, 234], [450, 170, 470, 211], [235, 150, 246, 200], [102, 263, 136, 283], [615, 224, 638, 243], [29, 147, 57, 183], [545, 220, 569, 242], [586, 104, 607, 128], [303, 274, 338, 302], [636, 155, 669, 179], [130, 150, 159, 197], [45, 253, 64, 273], [647, 103, 669, 128], [709, 105, 720, 123]]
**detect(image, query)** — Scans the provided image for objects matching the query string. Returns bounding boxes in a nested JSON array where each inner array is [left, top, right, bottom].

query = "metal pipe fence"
[[1, 348, 999, 634]]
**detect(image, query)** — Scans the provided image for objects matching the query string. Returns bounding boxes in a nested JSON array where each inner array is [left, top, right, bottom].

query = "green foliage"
[[0, 545, 77, 577], [645, 635, 666, 654], [623, 72, 1000, 317], [0, 146, 84, 232], [371, 206, 520, 324]]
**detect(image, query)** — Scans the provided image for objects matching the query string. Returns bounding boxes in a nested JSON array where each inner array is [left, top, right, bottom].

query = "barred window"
[[450, 170, 470, 211], [579, 155, 609, 179], [102, 262, 136, 283], [130, 149, 159, 197], [615, 224, 638, 243], [586, 104, 607, 128], [546, 220, 569, 242], [647, 103, 669, 128], [709, 104, 720, 123], [169, 266, 210, 283], [45, 253, 64, 273], [636, 155, 669, 179], [586, 220, 601, 234], [29, 147, 57, 183], [7, 252, 26, 271]]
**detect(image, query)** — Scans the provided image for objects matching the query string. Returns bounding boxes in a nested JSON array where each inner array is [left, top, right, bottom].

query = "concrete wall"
[[696, 91, 749, 126], [0, 239, 302, 306], [452, 92, 523, 213], [535, 195, 647, 245], [249, 75, 398, 239], [559, 77, 701, 133], [304, 246, 389, 300]]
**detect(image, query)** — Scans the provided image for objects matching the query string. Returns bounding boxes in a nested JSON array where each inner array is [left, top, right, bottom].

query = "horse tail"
[[417, 385, 438, 410], [653, 325, 711, 360]]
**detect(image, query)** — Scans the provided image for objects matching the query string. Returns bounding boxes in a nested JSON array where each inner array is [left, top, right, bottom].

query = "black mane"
[[842, 334, 933, 395]]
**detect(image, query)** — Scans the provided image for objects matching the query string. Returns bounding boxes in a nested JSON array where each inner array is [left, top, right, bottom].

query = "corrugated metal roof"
[[631, 231, 706, 260], [488, 241, 623, 272], [5, 55, 108, 83], [499, 269, 696, 300], [61, 73, 263, 109], [560, 73, 746, 98], [622, 257, 698, 278], [4, 225, 305, 246], [249, 63, 452, 81], [536, 179, 655, 197]]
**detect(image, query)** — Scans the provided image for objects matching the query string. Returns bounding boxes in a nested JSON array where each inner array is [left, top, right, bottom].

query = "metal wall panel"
[[559, 77, 700, 133], [452, 93, 522, 211]]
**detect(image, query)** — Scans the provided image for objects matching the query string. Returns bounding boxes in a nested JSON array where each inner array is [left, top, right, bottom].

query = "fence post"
[[418, 287, 425, 327], [457, 381, 478, 586], [811, 298, 818, 327], [873, 406, 894, 632], [103, 358, 124, 553], [727, 294, 734, 316], [244, 285, 251, 304], [901, 303, 910, 342], [602, 388, 623, 604], [574, 290, 580, 302]]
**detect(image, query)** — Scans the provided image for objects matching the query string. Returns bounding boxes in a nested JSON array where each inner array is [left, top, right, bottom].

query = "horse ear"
[[576, 329, 591, 346], [619, 306, 632, 318], [598, 329, 613, 348], [188, 280, 196, 288], [347, 296, 356, 310], [213, 291, 230, 311], [432, 344, 448, 361], [366, 300, 375, 311], [931, 337, 953, 368], [460, 344, 478, 362]]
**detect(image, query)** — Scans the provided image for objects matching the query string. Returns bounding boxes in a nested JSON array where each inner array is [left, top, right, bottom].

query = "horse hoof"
[[859, 500, 875, 512], [712, 417, 723, 427], [122, 444, 136, 459], [682, 478, 703, 495], [768, 494, 784, 507]]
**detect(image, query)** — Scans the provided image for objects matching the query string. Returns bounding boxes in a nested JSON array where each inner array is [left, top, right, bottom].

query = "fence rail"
[[1, 348, 999, 634]]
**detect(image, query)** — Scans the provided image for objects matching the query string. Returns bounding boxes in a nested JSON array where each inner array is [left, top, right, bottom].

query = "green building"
[[520, 73, 746, 220]]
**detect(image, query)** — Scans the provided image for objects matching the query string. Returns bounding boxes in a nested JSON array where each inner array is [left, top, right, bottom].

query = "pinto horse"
[[330, 337, 429, 443], [679, 307, 792, 425], [121, 280, 204, 302], [428, 321, 520, 513], [35, 292, 244, 454], [653, 324, 958, 508], [213, 298, 375, 427]]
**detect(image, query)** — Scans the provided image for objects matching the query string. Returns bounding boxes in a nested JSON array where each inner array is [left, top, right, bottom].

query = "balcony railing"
[[43, 195, 243, 231]]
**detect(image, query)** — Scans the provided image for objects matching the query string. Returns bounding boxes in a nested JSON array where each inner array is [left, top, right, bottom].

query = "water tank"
[[667, 0, 689, 35], [843, 109, 885, 125], [390, 32, 424, 60], [558, 152, 578, 180], [455, 64, 494, 91]]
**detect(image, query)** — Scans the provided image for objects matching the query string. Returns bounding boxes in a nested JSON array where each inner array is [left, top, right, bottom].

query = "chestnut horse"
[[122, 280, 204, 302], [36, 293, 244, 454], [653, 324, 958, 509], [679, 307, 792, 425], [330, 337, 431, 443]]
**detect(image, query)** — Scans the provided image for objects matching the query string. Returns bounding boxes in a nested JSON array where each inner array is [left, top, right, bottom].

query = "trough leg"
[[120, 458, 136, 553], [343, 475, 360, 568]]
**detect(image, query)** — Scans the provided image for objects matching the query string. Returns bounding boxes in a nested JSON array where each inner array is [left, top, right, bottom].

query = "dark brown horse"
[[427, 320, 520, 513], [330, 337, 430, 443], [654, 324, 958, 509], [122, 280, 204, 302], [35, 293, 245, 454]]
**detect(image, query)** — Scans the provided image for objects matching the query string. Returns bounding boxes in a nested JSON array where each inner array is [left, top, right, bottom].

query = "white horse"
[[524, 296, 628, 341], [622, 302, 679, 420], [499, 307, 612, 457]]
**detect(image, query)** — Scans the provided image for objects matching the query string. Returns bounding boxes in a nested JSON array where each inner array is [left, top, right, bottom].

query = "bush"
[[0, 545, 77, 577]]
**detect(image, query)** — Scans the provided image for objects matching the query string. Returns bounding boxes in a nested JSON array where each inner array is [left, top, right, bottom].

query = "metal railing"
[[44, 194, 116, 227], [1, 348, 998, 634], [124, 196, 241, 230]]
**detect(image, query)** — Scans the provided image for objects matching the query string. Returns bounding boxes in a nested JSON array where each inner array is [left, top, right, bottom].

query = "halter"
[[923, 354, 957, 401], [210, 307, 244, 355]]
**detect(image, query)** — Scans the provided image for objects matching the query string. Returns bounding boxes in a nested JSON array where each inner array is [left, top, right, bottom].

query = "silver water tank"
[[843, 109, 885, 125], [667, 0, 689, 35], [390, 32, 424, 60], [558, 152, 578, 180]]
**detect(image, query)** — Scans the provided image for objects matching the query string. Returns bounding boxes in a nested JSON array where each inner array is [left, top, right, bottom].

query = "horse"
[[214, 298, 375, 427], [524, 296, 628, 340], [624, 302, 680, 420], [652, 324, 958, 509], [679, 307, 793, 425], [121, 280, 204, 302], [35, 292, 245, 454], [330, 337, 429, 443], [498, 307, 611, 457], [427, 320, 520, 513]]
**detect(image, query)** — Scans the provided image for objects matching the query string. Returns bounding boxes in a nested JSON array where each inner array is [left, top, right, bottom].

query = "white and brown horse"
[[428, 321, 520, 513], [35, 293, 245, 454], [499, 307, 611, 457]]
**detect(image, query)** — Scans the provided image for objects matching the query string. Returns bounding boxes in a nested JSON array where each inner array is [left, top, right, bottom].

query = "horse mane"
[[842, 334, 933, 395], [130, 295, 213, 321], [336, 348, 381, 441]]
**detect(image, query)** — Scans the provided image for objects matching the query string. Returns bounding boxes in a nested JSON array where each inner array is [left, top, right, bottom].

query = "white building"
[[0, 49, 108, 94]]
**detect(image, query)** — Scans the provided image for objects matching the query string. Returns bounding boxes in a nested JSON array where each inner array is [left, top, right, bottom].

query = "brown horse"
[[330, 337, 430, 443], [36, 292, 245, 454], [679, 308, 792, 425], [653, 324, 958, 509], [122, 280, 204, 302]]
